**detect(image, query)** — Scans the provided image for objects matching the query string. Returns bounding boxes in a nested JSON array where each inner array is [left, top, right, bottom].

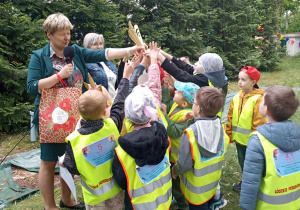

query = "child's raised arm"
[[109, 55, 138, 132], [147, 41, 162, 108], [128, 52, 145, 93]]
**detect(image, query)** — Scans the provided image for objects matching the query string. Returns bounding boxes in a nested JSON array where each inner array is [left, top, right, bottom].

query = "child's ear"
[[265, 106, 270, 115], [182, 101, 188, 107], [197, 105, 201, 114], [46, 32, 51, 40], [101, 109, 107, 118]]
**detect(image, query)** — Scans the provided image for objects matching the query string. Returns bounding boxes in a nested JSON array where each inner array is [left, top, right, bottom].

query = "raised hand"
[[184, 112, 195, 120], [123, 63, 133, 80], [129, 45, 145, 55], [165, 74, 175, 87], [162, 77, 169, 89], [161, 103, 167, 115], [130, 52, 142, 69], [149, 41, 160, 61], [141, 54, 150, 70], [123, 54, 140, 79]]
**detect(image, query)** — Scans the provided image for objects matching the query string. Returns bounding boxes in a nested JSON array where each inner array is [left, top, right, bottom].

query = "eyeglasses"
[[91, 42, 103, 47], [193, 102, 203, 111]]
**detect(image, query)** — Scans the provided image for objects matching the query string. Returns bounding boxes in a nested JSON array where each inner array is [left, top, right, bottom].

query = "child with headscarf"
[[112, 85, 172, 210]]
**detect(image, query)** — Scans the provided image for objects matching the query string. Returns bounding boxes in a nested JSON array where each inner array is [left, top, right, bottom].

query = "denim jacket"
[[86, 61, 118, 90]]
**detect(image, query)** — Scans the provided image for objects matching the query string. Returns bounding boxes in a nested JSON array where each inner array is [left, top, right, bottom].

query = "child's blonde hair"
[[78, 90, 106, 121], [43, 13, 73, 34], [101, 87, 113, 106]]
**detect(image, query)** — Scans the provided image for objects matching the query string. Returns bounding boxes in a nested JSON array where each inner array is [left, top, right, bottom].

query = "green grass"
[[4, 180, 84, 210], [228, 56, 300, 92], [0, 134, 39, 161], [2, 56, 300, 209]]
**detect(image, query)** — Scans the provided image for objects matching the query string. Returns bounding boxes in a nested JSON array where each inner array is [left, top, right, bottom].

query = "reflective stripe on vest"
[[254, 131, 300, 209], [133, 187, 172, 210], [67, 118, 121, 205], [193, 161, 224, 177], [258, 189, 300, 205], [81, 177, 117, 196], [115, 146, 172, 210], [232, 126, 252, 135], [129, 172, 171, 198], [180, 127, 229, 205], [232, 93, 261, 145], [168, 102, 192, 163]]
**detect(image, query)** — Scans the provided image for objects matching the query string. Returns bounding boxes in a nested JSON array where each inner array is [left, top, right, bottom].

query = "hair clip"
[[200, 107, 203, 111]]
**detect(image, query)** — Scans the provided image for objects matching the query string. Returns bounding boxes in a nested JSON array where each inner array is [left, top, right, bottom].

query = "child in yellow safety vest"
[[226, 66, 266, 192], [59, 57, 139, 210], [161, 77, 200, 210], [240, 86, 300, 210], [112, 84, 172, 210], [172, 86, 229, 210]]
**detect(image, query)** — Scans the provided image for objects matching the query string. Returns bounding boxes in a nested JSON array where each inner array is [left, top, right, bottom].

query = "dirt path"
[[12, 166, 60, 189]]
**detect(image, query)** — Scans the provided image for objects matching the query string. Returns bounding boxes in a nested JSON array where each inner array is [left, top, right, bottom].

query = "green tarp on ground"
[[0, 162, 38, 209], [0, 149, 59, 209], [7, 149, 59, 173]]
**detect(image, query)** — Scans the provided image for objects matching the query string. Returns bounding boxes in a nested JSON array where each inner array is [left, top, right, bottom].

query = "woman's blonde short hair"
[[43, 13, 73, 34]]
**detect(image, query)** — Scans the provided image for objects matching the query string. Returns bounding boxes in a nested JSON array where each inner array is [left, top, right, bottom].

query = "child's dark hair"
[[195, 86, 225, 117], [264, 86, 299, 122]]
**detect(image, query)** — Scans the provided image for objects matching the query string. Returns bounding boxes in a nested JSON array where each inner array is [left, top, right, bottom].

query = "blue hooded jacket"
[[240, 121, 300, 210]]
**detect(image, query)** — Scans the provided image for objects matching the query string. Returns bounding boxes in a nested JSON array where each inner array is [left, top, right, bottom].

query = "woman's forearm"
[[106, 46, 144, 60], [38, 74, 60, 91]]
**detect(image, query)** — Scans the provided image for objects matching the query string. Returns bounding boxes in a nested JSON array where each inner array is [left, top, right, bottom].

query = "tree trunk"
[[279, 0, 283, 16], [285, 10, 289, 29]]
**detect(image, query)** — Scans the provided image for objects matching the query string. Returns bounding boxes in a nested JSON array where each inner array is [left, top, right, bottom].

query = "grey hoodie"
[[240, 121, 300, 210], [173, 117, 224, 175]]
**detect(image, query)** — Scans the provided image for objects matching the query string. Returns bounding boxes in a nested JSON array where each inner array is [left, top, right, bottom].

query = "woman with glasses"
[[83, 33, 119, 98]]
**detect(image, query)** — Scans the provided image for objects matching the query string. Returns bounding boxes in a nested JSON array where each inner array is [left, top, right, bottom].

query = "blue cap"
[[174, 82, 200, 104]]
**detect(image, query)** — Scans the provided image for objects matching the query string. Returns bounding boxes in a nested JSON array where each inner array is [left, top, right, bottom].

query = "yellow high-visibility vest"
[[115, 145, 172, 209], [66, 118, 121, 205], [232, 93, 261, 145], [180, 126, 229, 205], [254, 131, 300, 210], [168, 102, 192, 163], [208, 79, 224, 119]]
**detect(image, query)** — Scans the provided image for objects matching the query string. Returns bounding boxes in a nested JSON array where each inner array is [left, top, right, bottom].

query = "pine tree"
[[0, 2, 48, 132]]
